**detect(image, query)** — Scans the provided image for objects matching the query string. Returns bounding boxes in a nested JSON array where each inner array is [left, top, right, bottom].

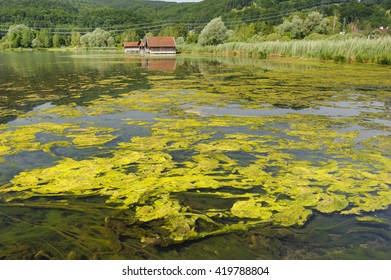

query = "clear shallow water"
[[0, 51, 390, 259]]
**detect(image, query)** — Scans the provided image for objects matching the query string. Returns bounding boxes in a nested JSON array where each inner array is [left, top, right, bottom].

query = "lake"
[[0, 51, 390, 259]]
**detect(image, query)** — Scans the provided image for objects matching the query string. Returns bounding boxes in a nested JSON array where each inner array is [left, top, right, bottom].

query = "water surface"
[[0, 51, 390, 259]]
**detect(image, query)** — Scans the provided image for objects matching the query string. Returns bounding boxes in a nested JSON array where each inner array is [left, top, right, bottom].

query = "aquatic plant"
[[2, 112, 390, 245], [178, 37, 391, 64], [1, 57, 390, 252]]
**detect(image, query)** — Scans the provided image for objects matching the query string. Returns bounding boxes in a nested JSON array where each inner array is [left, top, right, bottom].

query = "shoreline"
[[2, 37, 391, 65], [177, 37, 391, 65]]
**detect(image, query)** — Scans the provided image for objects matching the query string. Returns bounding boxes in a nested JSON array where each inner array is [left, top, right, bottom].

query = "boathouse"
[[124, 36, 177, 54], [143, 36, 176, 54], [123, 42, 140, 53]]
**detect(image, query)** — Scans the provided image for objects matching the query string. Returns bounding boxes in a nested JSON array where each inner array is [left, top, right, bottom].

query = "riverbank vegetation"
[[0, 0, 390, 63], [178, 10, 391, 64], [178, 36, 391, 64]]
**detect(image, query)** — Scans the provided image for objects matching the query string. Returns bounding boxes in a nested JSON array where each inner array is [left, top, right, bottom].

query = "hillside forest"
[[0, 0, 390, 49]]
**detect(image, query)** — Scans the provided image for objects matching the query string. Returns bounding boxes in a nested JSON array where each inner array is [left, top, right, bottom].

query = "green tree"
[[0, 35, 10, 49], [158, 24, 188, 38], [106, 36, 115, 47], [278, 15, 304, 39], [38, 29, 52, 48], [229, 23, 257, 42], [71, 31, 81, 47], [52, 34, 62, 48], [80, 28, 115, 47], [174, 22, 188, 38], [144, 32, 154, 38], [198, 17, 229, 46], [21, 28, 36, 48], [278, 12, 331, 39], [32, 37, 43, 48], [7, 24, 34, 48], [159, 26, 178, 37], [290, 16, 305, 39], [303, 12, 331, 36], [176, 36, 185, 45], [328, 14, 342, 35], [121, 29, 139, 42], [254, 21, 274, 36], [80, 32, 91, 47], [185, 31, 198, 44]]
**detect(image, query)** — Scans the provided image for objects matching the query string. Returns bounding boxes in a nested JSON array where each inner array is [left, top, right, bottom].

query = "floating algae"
[[1, 108, 390, 245], [1, 55, 391, 257], [67, 126, 118, 147], [0, 122, 118, 157], [231, 199, 273, 220], [316, 193, 349, 213]]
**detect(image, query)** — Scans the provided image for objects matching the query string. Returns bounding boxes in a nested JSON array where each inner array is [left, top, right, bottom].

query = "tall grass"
[[178, 37, 391, 65]]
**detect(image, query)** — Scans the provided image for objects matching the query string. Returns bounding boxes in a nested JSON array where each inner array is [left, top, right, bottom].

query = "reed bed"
[[178, 37, 391, 64]]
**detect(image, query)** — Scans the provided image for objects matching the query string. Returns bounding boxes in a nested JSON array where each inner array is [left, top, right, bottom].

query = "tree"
[[303, 12, 331, 36], [144, 32, 154, 38], [80, 28, 115, 47], [121, 29, 138, 42], [278, 15, 304, 39], [37, 29, 52, 48], [229, 23, 257, 42], [159, 26, 178, 37], [174, 22, 188, 38], [106, 36, 115, 47], [21, 28, 36, 48], [71, 31, 81, 47], [157, 24, 188, 38], [32, 37, 43, 48], [185, 31, 198, 44], [278, 12, 331, 39], [52, 34, 62, 48], [7, 24, 35, 48], [198, 17, 229, 46], [0, 35, 11, 49], [290, 16, 305, 39], [176, 36, 185, 45], [80, 32, 91, 47]]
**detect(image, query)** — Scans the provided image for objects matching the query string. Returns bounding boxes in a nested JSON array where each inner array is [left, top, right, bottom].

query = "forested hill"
[[0, 0, 390, 33]]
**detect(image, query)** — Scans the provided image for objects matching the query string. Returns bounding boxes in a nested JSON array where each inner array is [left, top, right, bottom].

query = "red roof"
[[123, 42, 139, 47], [146, 36, 176, 48]]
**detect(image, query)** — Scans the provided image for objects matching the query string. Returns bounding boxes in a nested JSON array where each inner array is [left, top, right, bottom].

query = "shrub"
[[377, 55, 391, 65], [265, 33, 281, 41], [334, 54, 347, 63]]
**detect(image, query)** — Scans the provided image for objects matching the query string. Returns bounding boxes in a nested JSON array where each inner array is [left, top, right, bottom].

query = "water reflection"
[[0, 51, 150, 121], [142, 58, 177, 71], [0, 52, 391, 260]]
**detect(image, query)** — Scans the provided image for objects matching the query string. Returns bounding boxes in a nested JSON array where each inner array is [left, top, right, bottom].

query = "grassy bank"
[[0, 46, 121, 52], [178, 37, 391, 65]]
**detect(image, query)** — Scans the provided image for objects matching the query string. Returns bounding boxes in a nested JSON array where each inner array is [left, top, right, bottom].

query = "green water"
[[0, 51, 390, 259]]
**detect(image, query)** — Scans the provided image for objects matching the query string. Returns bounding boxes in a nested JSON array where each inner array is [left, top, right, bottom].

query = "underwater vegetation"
[[0, 54, 391, 259]]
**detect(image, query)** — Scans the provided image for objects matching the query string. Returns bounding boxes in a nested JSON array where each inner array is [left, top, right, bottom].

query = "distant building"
[[369, 26, 390, 38], [378, 26, 389, 33], [124, 37, 177, 54], [144, 36, 176, 54], [123, 42, 140, 53]]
